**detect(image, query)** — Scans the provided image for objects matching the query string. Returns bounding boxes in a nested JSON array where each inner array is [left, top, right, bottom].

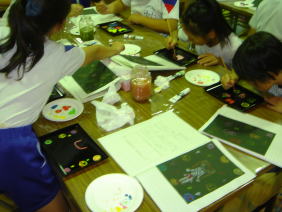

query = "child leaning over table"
[[168, 0, 242, 68], [0, 0, 124, 211], [95, 0, 179, 41], [221, 31, 282, 114]]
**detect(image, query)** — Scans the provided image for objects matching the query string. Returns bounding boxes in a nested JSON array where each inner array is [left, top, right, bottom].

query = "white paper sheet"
[[99, 111, 210, 176], [137, 139, 255, 212], [200, 105, 282, 167], [99, 111, 255, 211]]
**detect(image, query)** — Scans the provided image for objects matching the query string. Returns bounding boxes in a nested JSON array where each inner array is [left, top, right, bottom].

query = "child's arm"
[[95, 0, 126, 14], [265, 96, 282, 113], [81, 42, 124, 66], [197, 53, 222, 67], [68, 4, 84, 17], [128, 14, 178, 34]]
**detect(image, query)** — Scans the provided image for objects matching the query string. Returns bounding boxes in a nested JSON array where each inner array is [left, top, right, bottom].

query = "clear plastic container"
[[79, 16, 94, 41], [130, 66, 152, 102]]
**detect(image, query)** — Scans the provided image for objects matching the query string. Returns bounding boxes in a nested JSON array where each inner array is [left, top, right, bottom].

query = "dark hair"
[[233, 31, 282, 82], [181, 0, 232, 45], [0, 0, 71, 79]]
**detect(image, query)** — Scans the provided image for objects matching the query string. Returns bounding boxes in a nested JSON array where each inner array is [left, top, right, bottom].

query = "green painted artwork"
[[157, 142, 244, 204], [203, 115, 275, 155], [72, 61, 117, 94]]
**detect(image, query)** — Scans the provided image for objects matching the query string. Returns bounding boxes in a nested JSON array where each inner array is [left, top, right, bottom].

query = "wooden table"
[[34, 21, 281, 212], [219, 0, 256, 18]]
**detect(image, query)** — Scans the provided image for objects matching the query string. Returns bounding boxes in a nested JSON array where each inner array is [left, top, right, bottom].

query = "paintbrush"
[[167, 19, 176, 59]]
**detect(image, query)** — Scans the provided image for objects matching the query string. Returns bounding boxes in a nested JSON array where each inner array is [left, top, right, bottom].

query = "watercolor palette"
[[154, 47, 198, 67], [205, 82, 264, 112], [85, 173, 144, 212], [39, 124, 108, 176], [42, 98, 84, 122], [99, 21, 133, 35]]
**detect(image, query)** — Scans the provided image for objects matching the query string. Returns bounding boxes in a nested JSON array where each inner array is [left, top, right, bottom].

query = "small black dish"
[[38, 124, 108, 176], [154, 47, 198, 67], [205, 82, 264, 112], [99, 21, 133, 36]]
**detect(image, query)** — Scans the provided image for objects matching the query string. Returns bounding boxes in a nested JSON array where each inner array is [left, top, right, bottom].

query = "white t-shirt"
[[0, 39, 85, 128], [195, 33, 242, 68], [178, 29, 242, 67], [249, 0, 282, 41], [121, 0, 179, 20]]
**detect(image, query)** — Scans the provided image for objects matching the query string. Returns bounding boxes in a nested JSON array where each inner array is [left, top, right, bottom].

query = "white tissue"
[[92, 101, 135, 131], [154, 76, 170, 89], [102, 84, 121, 105]]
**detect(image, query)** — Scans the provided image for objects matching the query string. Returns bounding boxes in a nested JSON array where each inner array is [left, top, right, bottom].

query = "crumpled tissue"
[[102, 83, 121, 105], [91, 101, 135, 132], [154, 76, 170, 93]]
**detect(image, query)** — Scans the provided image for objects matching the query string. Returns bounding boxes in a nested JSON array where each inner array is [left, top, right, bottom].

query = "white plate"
[[185, 69, 220, 86], [85, 173, 144, 212], [120, 44, 141, 56], [234, 1, 254, 8], [42, 98, 84, 122]]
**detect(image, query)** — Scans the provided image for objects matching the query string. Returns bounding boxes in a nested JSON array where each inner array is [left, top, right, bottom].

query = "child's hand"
[[111, 42, 125, 54], [197, 53, 220, 66], [95, 1, 111, 14], [221, 72, 238, 90], [128, 13, 143, 24], [68, 4, 83, 17], [166, 35, 177, 50], [264, 96, 282, 113]]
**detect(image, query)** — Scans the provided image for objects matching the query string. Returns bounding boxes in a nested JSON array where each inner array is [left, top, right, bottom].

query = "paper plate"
[[234, 1, 254, 8], [42, 98, 84, 122], [120, 44, 141, 56], [185, 69, 220, 86], [85, 173, 144, 212]]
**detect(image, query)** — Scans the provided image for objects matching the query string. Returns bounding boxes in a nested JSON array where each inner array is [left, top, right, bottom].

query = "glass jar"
[[130, 66, 152, 102], [79, 16, 94, 41]]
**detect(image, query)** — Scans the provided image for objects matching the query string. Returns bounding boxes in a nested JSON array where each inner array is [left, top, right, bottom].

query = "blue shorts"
[[0, 125, 60, 212]]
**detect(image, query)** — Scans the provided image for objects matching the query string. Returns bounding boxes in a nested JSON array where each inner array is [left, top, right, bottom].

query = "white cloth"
[[121, 0, 179, 20], [0, 39, 85, 128], [249, 0, 282, 41], [178, 29, 242, 67]]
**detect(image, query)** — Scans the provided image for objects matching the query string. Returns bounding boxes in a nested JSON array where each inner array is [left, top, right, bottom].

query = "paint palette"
[[154, 47, 198, 67], [205, 82, 264, 112], [85, 173, 144, 212], [99, 21, 133, 36], [185, 69, 220, 86], [42, 98, 84, 122], [38, 124, 108, 176]]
